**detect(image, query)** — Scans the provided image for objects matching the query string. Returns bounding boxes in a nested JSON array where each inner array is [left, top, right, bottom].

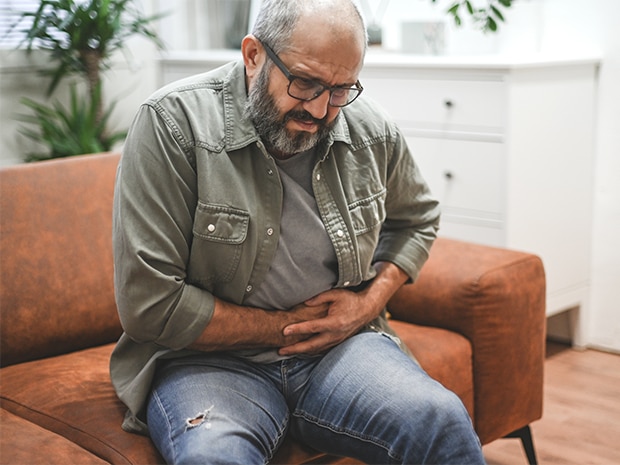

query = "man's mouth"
[[286, 111, 324, 132], [291, 118, 318, 132]]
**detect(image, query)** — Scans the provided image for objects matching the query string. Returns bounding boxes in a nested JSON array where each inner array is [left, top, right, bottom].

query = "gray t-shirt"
[[238, 149, 338, 362]]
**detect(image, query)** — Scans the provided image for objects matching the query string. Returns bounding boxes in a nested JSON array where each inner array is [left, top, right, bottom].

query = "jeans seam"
[[292, 410, 403, 462], [152, 388, 180, 465], [266, 412, 290, 465]]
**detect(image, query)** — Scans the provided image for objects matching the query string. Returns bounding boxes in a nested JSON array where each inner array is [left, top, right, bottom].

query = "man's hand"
[[278, 289, 378, 356], [278, 261, 409, 356]]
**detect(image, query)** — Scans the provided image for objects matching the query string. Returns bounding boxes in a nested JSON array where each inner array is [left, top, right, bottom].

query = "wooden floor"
[[483, 342, 620, 465]]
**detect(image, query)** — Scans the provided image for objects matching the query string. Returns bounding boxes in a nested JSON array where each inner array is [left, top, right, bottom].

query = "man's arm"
[[187, 298, 329, 352], [277, 261, 409, 356]]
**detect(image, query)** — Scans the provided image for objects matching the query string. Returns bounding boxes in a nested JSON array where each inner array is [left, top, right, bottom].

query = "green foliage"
[[17, 84, 126, 162], [13, 0, 165, 96], [431, 0, 513, 32], [9, 0, 164, 161]]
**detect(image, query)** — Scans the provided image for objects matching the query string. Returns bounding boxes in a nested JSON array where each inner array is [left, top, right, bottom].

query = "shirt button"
[[246, 285, 253, 292], [343, 281, 350, 287], [337, 229, 344, 237], [316, 173, 321, 181], [267, 169, 274, 175], [267, 227, 274, 236], [207, 224, 216, 232]]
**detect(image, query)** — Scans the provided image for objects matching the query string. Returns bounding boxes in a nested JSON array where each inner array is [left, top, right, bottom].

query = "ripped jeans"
[[147, 332, 485, 465]]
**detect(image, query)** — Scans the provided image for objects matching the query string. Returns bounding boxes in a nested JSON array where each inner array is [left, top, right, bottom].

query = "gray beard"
[[244, 66, 335, 158]]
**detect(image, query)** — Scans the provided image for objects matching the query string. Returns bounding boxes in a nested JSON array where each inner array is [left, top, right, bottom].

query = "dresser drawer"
[[407, 136, 504, 216], [359, 72, 506, 134], [437, 220, 504, 248]]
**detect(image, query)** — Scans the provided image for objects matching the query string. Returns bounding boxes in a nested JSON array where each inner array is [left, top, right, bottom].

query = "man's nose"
[[302, 91, 331, 120]]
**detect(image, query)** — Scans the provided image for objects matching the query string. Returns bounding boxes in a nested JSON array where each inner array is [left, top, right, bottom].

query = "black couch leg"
[[505, 425, 538, 465]]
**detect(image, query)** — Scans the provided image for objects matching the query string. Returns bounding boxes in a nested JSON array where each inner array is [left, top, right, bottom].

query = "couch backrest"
[[0, 152, 122, 367]]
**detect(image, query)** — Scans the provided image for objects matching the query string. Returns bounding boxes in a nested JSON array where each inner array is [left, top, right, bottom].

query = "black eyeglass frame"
[[261, 41, 364, 108]]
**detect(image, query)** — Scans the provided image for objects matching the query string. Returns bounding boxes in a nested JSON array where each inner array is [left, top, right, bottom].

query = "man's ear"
[[242, 34, 263, 80]]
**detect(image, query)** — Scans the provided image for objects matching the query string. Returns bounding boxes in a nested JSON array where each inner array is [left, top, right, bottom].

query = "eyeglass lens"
[[289, 78, 358, 107]]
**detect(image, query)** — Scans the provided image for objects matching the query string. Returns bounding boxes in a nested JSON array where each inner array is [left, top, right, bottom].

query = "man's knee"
[[411, 381, 475, 435], [433, 386, 471, 420], [171, 426, 274, 465]]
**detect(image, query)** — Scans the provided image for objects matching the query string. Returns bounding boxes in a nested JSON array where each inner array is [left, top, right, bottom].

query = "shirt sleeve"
[[113, 103, 214, 350]]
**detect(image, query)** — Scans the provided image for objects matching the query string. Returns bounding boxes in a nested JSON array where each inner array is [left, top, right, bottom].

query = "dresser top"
[[160, 49, 601, 71], [363, 50, 601, 70]]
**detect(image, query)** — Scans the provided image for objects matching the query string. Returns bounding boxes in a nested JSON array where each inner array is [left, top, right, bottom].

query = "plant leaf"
[[448, 3, 460, 15], [491, 5, 505, 22], [466, 1, 474, 15], [486, 16, 498, 32]]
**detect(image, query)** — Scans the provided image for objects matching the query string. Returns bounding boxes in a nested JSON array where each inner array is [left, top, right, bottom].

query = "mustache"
[[284, 110, 326, 126]]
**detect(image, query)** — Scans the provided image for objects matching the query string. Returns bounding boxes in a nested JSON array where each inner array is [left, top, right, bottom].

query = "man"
[[111, 0, 486, 463]]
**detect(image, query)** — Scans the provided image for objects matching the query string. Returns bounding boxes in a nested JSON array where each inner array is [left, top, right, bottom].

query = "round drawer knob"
[[444, 100, 454, 108], [444, 171, 454, 180]]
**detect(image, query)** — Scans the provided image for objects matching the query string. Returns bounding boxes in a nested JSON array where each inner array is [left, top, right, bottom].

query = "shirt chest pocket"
[[188, 202, 250, 285], [348, 190, 387, 277], [349, 190, 387, 235]]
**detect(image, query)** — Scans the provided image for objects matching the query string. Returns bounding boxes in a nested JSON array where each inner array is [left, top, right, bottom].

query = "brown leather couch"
[[0, 152, 546, 465]]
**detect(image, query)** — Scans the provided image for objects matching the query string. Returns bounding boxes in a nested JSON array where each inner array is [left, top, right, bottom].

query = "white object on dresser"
[[159, 51, 600, 346]]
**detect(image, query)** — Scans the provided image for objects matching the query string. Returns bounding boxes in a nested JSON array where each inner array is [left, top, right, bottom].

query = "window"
[[0, 0, 38, 48]]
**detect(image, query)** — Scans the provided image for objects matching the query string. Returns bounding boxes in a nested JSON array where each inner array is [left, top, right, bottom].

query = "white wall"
[[0, 49, 56, 166], [1, 0, 618, 352], [536, 0, 620, 352], [361, 0, 544, 55]]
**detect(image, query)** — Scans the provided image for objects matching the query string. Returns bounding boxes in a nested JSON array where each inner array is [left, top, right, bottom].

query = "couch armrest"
[[387, 238, 546, 444]]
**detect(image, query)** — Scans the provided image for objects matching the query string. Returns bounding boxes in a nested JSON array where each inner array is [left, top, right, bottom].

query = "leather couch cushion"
[[0, 345, 162, 465], [0, 408, 108, 465], [0, 153, 122, 367], [0, 323, 473, 465]]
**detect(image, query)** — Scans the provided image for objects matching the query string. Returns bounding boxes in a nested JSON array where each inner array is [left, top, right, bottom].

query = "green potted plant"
[[11, 0, 164, 161], [433, 0, 513, 32]]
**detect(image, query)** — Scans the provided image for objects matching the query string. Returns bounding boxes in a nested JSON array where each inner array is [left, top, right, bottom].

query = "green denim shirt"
[[110, 60, 440, 434]]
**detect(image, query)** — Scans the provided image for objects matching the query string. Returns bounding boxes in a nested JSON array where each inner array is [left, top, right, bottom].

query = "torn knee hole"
[[188, 414, 206, 426], [185, 406, 215, 430]]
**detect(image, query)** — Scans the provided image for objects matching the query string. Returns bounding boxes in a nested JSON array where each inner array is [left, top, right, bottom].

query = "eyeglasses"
[[261, 41, 363, 108]]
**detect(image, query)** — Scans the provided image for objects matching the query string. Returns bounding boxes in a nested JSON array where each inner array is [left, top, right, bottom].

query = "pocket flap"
[[194, 203, 249, 244], [349, 190, 386, 235]]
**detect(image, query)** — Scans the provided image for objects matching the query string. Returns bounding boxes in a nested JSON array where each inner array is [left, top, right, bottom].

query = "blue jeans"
[[147, 332, 485, 464]]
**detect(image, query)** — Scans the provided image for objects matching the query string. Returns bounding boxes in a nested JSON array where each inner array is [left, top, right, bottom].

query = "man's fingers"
[[283, 320, 322, 336]]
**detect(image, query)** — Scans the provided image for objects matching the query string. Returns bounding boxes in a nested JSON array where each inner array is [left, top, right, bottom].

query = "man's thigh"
[[147, 354, 289, 465], [291, 332, 480, 464]]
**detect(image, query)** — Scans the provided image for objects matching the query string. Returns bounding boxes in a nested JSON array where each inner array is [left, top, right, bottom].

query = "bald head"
[[252, 0, 367, 55]]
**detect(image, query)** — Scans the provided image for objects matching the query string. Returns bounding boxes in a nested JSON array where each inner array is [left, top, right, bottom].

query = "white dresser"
[[159, 51, 600, 344]]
